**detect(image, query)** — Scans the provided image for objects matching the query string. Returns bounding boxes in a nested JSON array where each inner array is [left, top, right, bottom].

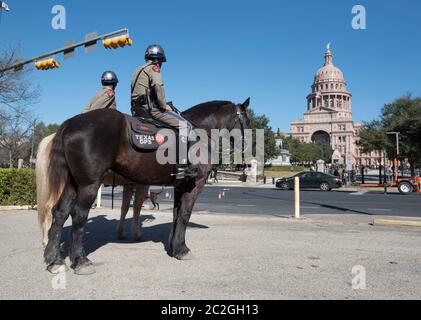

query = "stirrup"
[[172, 165, 199, 180]]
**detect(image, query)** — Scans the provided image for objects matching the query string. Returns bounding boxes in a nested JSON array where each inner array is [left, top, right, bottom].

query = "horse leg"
[[117, 185, 133, 240], [44, 184, 76, 274], [131, 185, 149, 241], [169, 180, 205, 260], [69, 184, 101, 275]]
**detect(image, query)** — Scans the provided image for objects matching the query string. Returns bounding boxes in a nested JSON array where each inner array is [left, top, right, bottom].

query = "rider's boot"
[[173, 135, 200, 180]]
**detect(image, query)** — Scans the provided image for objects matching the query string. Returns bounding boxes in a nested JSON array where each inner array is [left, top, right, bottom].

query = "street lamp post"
[[386, 132, 400, 181], [30, 121, 37, 169]]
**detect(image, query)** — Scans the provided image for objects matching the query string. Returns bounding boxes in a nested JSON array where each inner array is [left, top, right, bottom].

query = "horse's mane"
[[182, 100, 233, 118]]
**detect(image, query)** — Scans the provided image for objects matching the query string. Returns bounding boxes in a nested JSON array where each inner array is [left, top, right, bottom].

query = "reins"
[[178, 103, 248, 156]]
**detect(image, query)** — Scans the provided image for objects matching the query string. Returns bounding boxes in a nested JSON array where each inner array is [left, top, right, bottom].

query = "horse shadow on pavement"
[[61, 214, 209, 257]]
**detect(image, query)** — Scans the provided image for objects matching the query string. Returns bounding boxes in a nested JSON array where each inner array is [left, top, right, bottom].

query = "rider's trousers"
[[150, 107, 192, 165]]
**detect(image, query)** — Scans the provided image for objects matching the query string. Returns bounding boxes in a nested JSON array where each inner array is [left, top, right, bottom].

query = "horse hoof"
[[175, 251, 194, 261], [74, 262, 96, 276], [47, 263, 69, 274], [132, 232, 142, 242]]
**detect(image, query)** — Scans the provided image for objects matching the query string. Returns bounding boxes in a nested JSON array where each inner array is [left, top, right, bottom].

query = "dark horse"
[[43, 99, 251, 275]]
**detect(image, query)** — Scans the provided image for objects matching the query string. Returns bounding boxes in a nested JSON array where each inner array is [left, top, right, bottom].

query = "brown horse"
[[41, 99, 250, 275], [38, 146, 152, 246]]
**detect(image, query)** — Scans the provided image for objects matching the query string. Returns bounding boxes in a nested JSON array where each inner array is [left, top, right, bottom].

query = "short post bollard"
[[96, 184, 103, 208], [272, 177, 275, 185], [294, 177, 300, 219], [361, 166, 365, 185]]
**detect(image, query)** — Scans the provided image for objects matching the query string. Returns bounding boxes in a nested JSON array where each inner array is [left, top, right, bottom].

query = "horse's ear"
[[242, 98, 251, 109]]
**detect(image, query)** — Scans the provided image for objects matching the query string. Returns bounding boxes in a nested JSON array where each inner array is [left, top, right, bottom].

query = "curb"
[[373, 218, 421, 228], [0, 206, 35, 211]]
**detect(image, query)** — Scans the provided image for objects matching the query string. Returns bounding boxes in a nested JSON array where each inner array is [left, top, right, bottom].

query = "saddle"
[[125, 114, 174, 151]]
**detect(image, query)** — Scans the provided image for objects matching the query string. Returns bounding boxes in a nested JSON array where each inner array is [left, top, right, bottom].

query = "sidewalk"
[[0, 208, 420, 299]]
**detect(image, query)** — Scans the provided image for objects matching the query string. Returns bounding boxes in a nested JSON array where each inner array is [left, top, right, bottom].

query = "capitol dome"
[[306, 44, 352, 113], [314, 47, 345, 83]]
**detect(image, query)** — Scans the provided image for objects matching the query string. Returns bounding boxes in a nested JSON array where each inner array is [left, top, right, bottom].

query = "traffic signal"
[[103, 34, 133, 49], [35, 59, 60, 70]]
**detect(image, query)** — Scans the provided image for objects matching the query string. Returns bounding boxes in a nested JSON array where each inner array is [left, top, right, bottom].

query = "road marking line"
[[368, 208, 392, 212], [237, 205, 256, 207], [302, 206, 319, 209], [350, 191, 368, 196]]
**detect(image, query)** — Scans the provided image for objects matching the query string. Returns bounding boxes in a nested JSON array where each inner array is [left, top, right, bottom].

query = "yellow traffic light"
[[103, 34, 133, 49], [35, 59, 60, 70]]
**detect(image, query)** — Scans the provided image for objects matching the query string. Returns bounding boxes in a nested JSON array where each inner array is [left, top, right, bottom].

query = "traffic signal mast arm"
[[0, 28, 132, 73]]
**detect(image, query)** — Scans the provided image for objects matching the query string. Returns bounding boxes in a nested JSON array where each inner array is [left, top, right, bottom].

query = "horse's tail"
[[38, 126, 71, 246], [46, 125, 71, 214], [36, 134, 55, 246]]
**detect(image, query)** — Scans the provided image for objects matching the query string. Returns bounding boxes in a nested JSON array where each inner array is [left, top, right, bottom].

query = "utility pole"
[[30, 121, 37, 169], [386, 132, 400, 181]]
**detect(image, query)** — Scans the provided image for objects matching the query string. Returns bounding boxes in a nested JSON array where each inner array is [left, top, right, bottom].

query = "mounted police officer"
[[131, 45, 197, 179], [83, 71, 118, 114]]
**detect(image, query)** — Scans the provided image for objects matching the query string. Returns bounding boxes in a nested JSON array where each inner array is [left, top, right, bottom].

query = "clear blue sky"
[[1, 0, 420, 132]]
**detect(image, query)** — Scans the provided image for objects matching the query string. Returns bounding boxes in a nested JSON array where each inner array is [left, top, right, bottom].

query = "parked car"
[[276, 172, 343, 192]]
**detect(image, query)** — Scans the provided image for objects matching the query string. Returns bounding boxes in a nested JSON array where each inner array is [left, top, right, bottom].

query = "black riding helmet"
[[101, 71, 119, 86], [145, 45, 167, 63]]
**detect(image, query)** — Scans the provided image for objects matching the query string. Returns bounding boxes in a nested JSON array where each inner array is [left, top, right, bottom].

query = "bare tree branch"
[[0, 44, 40, 109], [0, 44, 39, 167]]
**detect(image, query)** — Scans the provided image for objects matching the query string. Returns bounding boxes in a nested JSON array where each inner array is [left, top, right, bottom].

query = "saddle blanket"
[[126, 115, 170, 151]]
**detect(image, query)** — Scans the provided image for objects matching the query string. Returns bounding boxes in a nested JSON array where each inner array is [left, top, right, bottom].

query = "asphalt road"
[[101, 186, 421, 218]]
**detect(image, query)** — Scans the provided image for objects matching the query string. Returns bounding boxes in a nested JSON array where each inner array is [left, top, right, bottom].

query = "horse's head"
[[232, 98, 251, 133], [183, 98, 251, 132]]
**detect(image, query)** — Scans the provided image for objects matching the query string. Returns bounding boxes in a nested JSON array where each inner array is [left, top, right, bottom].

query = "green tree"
[[0, 45, 40, 167], [283, 136, 302, 164], [283, 136, 333, 166], [248, 109, 279, 163], [313, 142, 334, 163], [33, 122, 60, 157], [359, 95, 421, 177], [358, 120, 390, 154]]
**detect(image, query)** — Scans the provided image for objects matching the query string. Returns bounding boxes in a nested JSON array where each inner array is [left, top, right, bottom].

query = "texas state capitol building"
[[291, 45, 382, 168]]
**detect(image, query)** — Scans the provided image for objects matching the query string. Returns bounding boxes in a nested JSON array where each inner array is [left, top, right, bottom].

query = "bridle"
[[230, 104, 247, 137], [223, 104, 249, 156]]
